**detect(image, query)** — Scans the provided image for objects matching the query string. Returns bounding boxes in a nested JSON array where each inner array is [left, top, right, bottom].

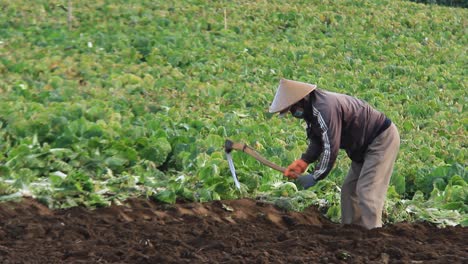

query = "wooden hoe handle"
[[224, 140, 287, 173]]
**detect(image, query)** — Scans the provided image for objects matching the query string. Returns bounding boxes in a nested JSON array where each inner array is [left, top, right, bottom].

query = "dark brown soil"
[[0, 197, 466, 264]]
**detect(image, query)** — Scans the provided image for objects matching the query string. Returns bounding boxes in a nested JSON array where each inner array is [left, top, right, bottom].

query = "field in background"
[[0, 0, 466, 226]]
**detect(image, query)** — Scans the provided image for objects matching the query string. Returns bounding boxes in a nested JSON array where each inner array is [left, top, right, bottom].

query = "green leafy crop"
[[0, 0, 466, 226]]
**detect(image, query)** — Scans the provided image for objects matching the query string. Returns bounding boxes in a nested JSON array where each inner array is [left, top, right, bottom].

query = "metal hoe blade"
[[225, 152, 241, 190]]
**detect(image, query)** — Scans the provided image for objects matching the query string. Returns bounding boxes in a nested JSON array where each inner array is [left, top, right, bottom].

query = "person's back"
[[305, 89, 390, 163]]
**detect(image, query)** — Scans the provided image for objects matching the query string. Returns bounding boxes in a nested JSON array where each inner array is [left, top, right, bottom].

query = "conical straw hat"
[[269, 79, 316, 113]]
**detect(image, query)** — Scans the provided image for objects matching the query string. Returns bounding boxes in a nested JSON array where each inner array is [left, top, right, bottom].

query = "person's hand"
[[284, 159, 308, 179], [296, 174, 317, 189]]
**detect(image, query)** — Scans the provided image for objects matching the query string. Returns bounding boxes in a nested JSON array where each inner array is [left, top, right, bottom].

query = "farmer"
[[269, 78, 400, 229]]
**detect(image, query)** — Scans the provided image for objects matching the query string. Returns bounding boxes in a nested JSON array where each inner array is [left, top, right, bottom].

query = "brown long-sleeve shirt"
[[301, 89, 391, 180]]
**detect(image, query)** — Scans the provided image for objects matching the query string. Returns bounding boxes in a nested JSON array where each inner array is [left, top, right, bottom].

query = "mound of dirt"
[[0, 197, 466, 263]]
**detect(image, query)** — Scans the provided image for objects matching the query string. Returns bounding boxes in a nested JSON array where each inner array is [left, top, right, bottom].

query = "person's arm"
[[309, 106, 341, 181], [301, 134, 322, 164]]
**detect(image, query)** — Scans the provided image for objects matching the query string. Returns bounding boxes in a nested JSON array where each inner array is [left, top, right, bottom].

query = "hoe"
[[224, 139, 301, 190]]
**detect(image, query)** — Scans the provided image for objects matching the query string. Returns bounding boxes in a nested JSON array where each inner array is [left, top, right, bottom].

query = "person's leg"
[[356, 124, 400, 229], [341, 161, 363, 225]]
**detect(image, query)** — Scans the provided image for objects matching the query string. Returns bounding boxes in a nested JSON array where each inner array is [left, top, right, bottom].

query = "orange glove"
[[284, 159, 308, 179]]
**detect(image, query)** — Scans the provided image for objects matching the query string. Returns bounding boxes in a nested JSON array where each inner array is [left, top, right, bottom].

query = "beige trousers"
[[341, 123, 400, 229]]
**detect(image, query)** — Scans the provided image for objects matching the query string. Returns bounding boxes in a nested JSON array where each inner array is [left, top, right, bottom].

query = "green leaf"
[[155, 189, 177, 204]]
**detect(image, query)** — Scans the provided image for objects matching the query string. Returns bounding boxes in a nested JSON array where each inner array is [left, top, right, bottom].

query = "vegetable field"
[[0, 0, 467, 262]]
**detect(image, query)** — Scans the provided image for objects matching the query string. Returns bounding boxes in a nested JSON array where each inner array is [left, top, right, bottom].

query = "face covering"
[[292, 108, 304, 118], [290, 100, 305, 119]]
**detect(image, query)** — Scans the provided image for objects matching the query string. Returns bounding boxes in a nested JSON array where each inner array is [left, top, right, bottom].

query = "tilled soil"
[[0, 197, 466, 264]]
